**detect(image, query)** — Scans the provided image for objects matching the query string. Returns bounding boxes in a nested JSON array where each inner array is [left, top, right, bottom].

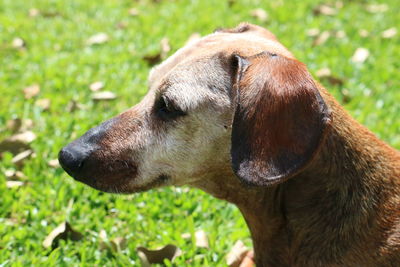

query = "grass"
[[0, 0, 399, 266]]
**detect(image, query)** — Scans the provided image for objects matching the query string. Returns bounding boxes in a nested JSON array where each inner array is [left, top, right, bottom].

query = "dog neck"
[[192, 92, 400, 266]]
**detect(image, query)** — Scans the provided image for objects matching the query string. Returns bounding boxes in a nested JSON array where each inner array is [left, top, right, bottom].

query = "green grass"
[[1, 0, 399, 266]]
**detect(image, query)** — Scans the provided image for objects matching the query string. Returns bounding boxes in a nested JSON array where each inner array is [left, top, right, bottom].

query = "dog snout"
[[58, 142, 91, 179], [59, 118, 117, 180]]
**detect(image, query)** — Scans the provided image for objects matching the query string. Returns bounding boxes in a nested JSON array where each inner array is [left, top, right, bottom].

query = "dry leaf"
[[12, 149, 33, 166], [316, 67, 331, 78], [48, 159, 60, 168], [313, 31, 330, 46], [23, 84, 40, 99], [89, 81, 104, 91], [137, 244, 181, 266], [0, 131, 36, 154], [316, 68, 344, 86], [6, 118, 22, 133], [43, 221, 83, 249], [341, 88, 351, 103], [335, 30, 346, 39], [195, 229, 209, 248], [381, 27, 397, 39], [226, 240, 249, 267], [143, 53, 161, 65], [12, 37, 26, 49], [181, 232, 191, 239], [351, 48, 369, 63], [365, 4, 388, 13], [335, 1, 343, 9], [110, 237, 127, 252], [313, 5, 337, 16], [92, 91, 117, 101], [19, 119, 34, 132], [250, 8, 268, 22], [11, 131, 36, 143], [4, 169, 25, 180], [116, 21, 128, 29], [29, 8, 40, 17], [239, 251, 255, 267], [128, 8, 139, 16], [35, 98, 51, 110], [86, 33, 109, 46], [306, 28, 320, 37], [185, 32, 201, 45], [160, 37, 171, 58], [358, 29, 369, 38], [67, 100, 85, 112], [6, 181, 25, 188]]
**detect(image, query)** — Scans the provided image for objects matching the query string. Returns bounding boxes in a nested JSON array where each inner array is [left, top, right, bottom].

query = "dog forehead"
[[148, 27, 294, 88]]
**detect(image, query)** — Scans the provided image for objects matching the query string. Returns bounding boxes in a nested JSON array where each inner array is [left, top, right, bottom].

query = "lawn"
[[0, 0, 399, 266]]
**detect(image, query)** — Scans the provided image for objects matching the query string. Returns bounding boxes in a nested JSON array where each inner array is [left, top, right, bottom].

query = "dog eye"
[[156, 96, 186, 120]]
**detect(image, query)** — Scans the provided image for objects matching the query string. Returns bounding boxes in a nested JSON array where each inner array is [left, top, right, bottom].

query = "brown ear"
[[230, 52, 331, 186]]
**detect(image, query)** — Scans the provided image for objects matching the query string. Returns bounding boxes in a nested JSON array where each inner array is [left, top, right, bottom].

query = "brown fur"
[[60, 23, 400, 266]]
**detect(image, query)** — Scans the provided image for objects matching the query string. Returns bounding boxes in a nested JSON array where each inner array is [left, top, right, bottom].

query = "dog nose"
[[58, 144, 89, 178]]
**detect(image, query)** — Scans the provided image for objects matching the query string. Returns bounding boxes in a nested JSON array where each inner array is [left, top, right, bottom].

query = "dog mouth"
[[80, 173, 172, 194]]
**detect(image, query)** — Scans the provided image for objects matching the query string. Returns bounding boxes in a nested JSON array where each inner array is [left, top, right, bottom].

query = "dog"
[[59, 23, 400, 266]]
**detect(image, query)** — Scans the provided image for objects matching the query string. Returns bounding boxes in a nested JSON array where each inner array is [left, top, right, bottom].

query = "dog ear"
[[230, 52, 331, 186]]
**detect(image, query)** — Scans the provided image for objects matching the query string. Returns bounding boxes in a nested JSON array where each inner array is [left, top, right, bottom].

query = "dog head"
[[59, 23, 331, 193]]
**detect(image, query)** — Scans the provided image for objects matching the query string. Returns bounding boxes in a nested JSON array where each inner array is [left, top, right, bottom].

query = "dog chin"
[[82, 174, 172, 194]]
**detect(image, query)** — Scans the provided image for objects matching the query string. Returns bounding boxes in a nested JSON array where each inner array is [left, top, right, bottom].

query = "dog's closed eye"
[[155, 95, 186, 121]]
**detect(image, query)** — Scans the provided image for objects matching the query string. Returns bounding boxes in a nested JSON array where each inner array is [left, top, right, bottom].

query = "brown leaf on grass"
[[316, 67, 332, 78], [0, 131, 36, 154], [28, 8, 40, 17], [143, 53, 161, 65], [12, 37, 26, 49], [89, 81, 104, 92], [313, 4, 337, 16], [335, 1, 343, 9], [116, 22, 128, 29], [358, 29, 369, 37], [160, 37, 171, 58], [67, 100, 85, 112], [181, 232, 191, 239], [35, 98, 51, 110], [195, 229, 209, 248], [110, 237, 127, 252], [365, 4, 388, 13], [312, 31, 330, 46], [316, 67, 344, 86], [6, 118, 22, 133], [137, 244, 181, 266], [86, 33, 109, 46], [239, 251, 255, 267], [23, 84, 40, 99], [334, 30, 346, 39], [250, 8, 268, 22], [128, 8, 139, 16], [226, 240, 250, 267], [381, 27, 397, 39], [43, 221, 83, 249], [341, 88, 351, 103], [92, 91, 117, 101], [351, 48, 369, 63], [306, 28, 320, 37], [185, 32, 201, 45], [4, 169, 25, 180], [143, 38, 172, 66], [6, 180, 25, 188], [12, 149, 33, 166], [48, 159, 60, 168]]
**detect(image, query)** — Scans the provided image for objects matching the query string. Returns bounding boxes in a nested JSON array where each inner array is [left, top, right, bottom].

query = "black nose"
[[58, 143, 90, 179]]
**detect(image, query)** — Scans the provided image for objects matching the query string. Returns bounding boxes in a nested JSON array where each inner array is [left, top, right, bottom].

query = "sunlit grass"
[[1, 0, 399, 265]]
